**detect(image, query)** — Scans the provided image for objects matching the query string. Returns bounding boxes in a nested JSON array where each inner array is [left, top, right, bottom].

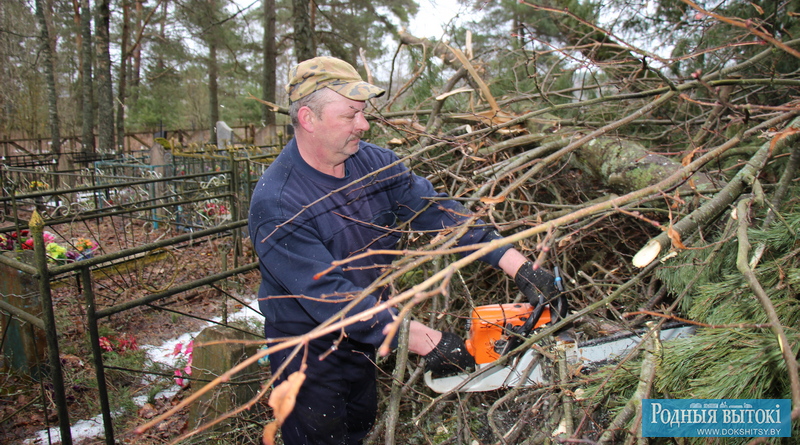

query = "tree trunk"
[[72, 0, 84, 140], [95, 0, 114, 151], [155, 0, 166, 75], [0, 3, 7, 134], [261, 0, 276, 126], [293, 0, 315, 62], [81, 0, 94, 153], [35, 0, 61, 157], [208, 43, 219, 145], [132, 0, 145, 103], [116, 0, 130, 153], [572, 137, 718, 194]]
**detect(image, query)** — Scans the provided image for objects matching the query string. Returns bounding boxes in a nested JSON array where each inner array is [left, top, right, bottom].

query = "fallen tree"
[[136, 17, 800, 445]]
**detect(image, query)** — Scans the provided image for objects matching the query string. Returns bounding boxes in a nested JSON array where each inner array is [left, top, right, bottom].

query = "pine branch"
[[735, 198, 800, 412], [633, 113, 800, 267], [597, 323, 661, 444]]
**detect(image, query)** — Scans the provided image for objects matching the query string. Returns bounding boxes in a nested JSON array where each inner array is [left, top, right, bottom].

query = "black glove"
[[424, 332, 476, 378], [514, 261, 568, 321]]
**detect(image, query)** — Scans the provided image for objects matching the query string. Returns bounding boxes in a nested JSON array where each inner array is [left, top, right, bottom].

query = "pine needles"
[[581, 191, 800, 442]]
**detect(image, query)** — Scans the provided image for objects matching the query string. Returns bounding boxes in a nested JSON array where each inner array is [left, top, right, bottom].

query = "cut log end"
[[632, 240, 662, 268]]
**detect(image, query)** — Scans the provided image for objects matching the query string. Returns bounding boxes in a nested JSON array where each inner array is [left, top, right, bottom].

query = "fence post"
[[81, 266, 115, 445], [228, 152, 241, 267], [30, 210, 72, 445]]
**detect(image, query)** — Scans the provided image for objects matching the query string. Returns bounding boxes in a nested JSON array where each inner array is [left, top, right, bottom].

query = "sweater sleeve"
[[387, 157, 510, 267], [250, 215, 398, 349]]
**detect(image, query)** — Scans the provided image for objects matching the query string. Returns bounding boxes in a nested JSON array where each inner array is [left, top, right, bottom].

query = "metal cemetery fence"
[[0, 147, 275, 444]]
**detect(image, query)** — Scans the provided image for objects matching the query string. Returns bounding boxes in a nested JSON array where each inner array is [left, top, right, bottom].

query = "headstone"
[[216, 121, 235, 148], [149, 142, 168, 227], [188, 325, 265, 431], [0, 251, 46, 379]]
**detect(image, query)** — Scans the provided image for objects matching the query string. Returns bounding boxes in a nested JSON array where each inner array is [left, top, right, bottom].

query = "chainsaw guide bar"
[[425, 303, 695, 393]]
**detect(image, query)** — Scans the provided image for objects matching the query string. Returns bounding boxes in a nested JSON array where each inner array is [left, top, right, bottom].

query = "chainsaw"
[[424, 297, 695, 393]]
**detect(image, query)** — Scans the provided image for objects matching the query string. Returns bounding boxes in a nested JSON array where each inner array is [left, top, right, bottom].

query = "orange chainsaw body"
[[465, 303, 552, 365]]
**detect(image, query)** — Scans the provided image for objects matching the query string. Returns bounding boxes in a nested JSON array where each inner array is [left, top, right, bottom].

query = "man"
[[248, 56, 563, 444]]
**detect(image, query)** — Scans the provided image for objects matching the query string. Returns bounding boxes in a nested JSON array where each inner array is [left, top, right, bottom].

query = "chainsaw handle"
[[520, 294, 546, 335], [500, 294, 546, 356]]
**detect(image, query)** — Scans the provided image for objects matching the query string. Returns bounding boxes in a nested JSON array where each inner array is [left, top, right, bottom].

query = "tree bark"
[[116, 0, 130, 152], [157, 0, 167, 75], [95, 0, 114, 151], [208, 42, 219, 145], [80, 0, 94, 153], [633, 114, 800, 268], [71, 0, 83, 138], [35, 0, 61, 157], [293, 0, 315, 62], [132, 0, 145, 103], [261, 0, 276, 126], [572, 137, 718, 194]]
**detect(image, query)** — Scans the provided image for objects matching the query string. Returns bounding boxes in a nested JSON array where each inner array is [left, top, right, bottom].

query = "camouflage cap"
[[286, 56, 386, 103]]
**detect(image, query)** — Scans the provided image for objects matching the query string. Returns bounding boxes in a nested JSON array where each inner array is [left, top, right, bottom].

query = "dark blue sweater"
[[248, 139, 509, 348]]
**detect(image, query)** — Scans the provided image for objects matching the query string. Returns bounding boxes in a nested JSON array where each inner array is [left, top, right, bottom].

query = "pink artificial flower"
[[185, 341, 194, 365], [42, 232, 55, 244], [171, 340, 194, 387], [99, 337, 114, 352], [174, 370, 184, 387]]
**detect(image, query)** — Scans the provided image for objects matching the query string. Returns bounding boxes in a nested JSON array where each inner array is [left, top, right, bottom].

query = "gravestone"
[[188, 324, 264, 431], [216, 121, 236, 148], [149, 142, 169, 226], [0, 251, 46, 379]]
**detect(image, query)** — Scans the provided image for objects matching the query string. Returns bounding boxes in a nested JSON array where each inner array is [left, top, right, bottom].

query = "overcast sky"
[[407, 0, 478, 39]]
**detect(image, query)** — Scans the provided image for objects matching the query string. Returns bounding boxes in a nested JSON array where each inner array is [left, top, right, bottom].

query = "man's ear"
[[296, 106, 316, 133]]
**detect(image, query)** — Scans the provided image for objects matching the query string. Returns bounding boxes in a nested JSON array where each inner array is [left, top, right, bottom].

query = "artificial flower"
[[74, 237, 96, 253], [46, 242, 67, 261]]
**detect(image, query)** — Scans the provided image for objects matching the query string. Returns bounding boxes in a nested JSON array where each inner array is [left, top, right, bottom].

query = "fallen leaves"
[[262, 367, 307, 445], [138, 403, 158, 419]]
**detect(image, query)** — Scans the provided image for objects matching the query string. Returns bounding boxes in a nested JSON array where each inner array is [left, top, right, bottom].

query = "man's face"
[[313, 92, 371, 162]]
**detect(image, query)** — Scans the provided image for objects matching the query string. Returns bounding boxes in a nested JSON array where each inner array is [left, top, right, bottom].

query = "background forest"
[[2, 0, 800, 443]]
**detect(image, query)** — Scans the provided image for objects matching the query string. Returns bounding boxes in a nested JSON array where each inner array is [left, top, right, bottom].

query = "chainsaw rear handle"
[[500, 293, 546, 356], [518, 293, 547, 337], [465, 303, 553, 364], [464, 265, 568, 364]]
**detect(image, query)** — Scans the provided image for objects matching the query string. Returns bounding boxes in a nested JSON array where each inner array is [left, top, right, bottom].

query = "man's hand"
[[514, 261, 568, 320], [423, 332, 476, 377]]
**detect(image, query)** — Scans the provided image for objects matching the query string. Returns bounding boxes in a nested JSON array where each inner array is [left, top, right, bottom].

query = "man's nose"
[[355, 113, 370, 132]]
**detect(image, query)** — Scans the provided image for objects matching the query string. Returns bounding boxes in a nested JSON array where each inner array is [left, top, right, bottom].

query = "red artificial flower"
[[118, 334, 138, 352], [99, 337, 114, 352]]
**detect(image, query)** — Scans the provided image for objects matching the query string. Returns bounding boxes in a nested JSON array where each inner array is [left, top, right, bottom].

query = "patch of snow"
[[25, 296, 260, 444], [25, 415, 106, 445]]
